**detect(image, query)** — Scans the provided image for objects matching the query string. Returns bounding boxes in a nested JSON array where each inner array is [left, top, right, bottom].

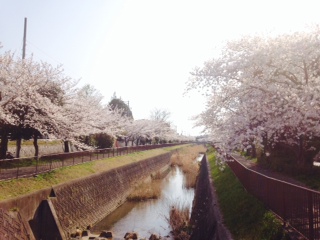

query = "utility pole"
[[16, 17, 27, 159], [22, 17, 27, 59]]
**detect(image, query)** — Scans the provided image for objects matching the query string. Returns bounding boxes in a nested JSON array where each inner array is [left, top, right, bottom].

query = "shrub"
[[168, 204, 191, 240]]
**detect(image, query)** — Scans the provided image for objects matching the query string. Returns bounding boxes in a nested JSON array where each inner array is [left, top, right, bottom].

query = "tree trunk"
[[136, 137, 140, 146], [16, 137, 22, 158], [296, 135, 313, 170], [64, 140, 70, 152], [261, 133, 271, 165], [251, 144, 257, 158], [124, 138, 129, 147], [33, 134, 39, 158], [278, 135, 313, 171], [0, 129, 8, 159], [297, 135, 305, 164]]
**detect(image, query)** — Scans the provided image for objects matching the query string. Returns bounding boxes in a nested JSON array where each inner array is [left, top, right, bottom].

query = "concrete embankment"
[[190, 154, 233, 240], [0, 152, 172, 240]]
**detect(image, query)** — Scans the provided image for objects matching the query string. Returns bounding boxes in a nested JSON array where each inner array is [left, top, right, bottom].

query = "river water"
[[91, 166, 195, 239]]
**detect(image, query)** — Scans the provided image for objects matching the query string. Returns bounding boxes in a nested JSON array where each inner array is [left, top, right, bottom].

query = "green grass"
[[0, 144, 190, 201], [207, 148, 288, 240]]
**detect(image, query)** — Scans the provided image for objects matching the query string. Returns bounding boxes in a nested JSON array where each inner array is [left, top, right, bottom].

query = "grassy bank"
[[0, 144, 188, 201], [127, 144, 206, 201], [127, 180, 162, 201], [170, 144, 206, 188], [207, 148, 289, 240]]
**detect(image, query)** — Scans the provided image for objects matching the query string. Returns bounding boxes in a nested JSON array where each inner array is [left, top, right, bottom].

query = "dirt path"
[[231, 153, 308, 188]]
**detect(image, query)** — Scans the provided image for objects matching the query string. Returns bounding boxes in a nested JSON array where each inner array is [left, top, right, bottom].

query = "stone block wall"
[[0, 152, 172, 240], [0, 208, 30, 240], [50, 152, 172, 239]]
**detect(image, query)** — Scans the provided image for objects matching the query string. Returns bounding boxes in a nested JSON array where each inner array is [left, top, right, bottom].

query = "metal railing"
[[225, 153, 320, 240], [0, 143, 181, 181]]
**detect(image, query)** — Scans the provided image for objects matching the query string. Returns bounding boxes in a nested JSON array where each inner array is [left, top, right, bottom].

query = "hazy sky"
[[1, 0, 320, 136]]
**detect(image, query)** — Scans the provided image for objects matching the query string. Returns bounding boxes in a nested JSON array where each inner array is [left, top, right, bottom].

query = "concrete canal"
[[91, 166, 195, 239], [0, 146, 233, 240]]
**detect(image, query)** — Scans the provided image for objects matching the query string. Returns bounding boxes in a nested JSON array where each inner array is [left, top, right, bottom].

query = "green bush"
[[259, 211, 287, 240], [80, 133, 114, 149], [94, 133, 114, 149]]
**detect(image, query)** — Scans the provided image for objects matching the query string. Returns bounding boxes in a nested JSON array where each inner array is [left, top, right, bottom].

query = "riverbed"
[[91, 166, 195, 239]]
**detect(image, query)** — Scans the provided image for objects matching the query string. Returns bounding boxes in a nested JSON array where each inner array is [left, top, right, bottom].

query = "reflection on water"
[[92, 167, 194, 239], [196, 154, 204, 162]]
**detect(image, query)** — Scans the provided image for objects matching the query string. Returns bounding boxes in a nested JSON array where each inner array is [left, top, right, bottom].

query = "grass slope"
[[207, 148, 289, 240], [0, 145, 186, 201]]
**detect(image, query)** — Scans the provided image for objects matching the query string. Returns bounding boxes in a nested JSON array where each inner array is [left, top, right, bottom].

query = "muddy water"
[[92, 167, 194, 239]]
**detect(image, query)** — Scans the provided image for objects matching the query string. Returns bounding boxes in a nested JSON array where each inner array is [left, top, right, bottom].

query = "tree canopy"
[[0, 50, 128, 157], [188, 26, 320, 168], [150, 108, 171, 123], [0, 47, 185, 158], [109, 94, 133, 119]]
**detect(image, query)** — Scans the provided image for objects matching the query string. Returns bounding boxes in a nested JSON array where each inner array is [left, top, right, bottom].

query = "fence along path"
[[0, 143, 180, 181], [225, 153, 320, 240]]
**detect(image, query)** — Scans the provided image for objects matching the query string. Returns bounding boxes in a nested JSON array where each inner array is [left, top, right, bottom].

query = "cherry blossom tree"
[[0, 50, 127, 157], [0, 50, 76, 158], [150, 108, 171, 123], [119, 119, 154, 146], [119, 118, 179, 146], [188, 26, 320, 168], [0, 46, 183, 159], [52, 84, 129, 151]]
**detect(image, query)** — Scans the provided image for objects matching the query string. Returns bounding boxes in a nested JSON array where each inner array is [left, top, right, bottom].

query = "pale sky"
[[1, 0, 320, 136]]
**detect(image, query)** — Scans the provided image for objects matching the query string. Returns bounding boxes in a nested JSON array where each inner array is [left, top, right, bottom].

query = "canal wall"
[[190, 154, 233, 240], [0, 152, 172, 240]]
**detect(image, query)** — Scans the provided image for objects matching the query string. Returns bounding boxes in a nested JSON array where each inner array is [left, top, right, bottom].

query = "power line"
[[26, 40, 63, 65], [26, 40, 83, 80]]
